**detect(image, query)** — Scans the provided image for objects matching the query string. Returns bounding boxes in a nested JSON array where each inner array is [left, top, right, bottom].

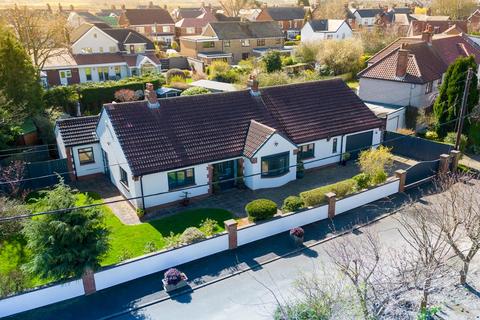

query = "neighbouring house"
[[67, 11, 106, 29], [365, 102, 406, 132], [171, 5, 215, 22], [42, 23, 161, 86], [468, 8, 480, 32], [407, 18, 468, 36], [256, 6, 306, 39], [350, 8, 383, 27], [118, 8, 175, 46], [357, 26, 480, 110], [55, 115, 104, 180], [179, 21, 285, 67], [55, 79, 382, 210], [175, 7, 217, 37], [301, 19, 352, 43]]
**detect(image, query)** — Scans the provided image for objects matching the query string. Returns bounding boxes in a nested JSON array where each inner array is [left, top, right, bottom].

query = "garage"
[[345, 131, 374, 158]]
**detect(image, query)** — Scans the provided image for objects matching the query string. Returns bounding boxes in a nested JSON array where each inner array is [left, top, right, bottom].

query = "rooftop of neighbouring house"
[[307, 19, 348, 32], [262, 6, 306, 21], [56, 115, 100, 147], [208, 21, 284, 40], [102, 79, 382, 176], [121, 8, 174, 25]]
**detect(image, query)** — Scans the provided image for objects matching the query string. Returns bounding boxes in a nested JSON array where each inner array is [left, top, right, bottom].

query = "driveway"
[[147, 161, 410, 219], [10, 182, 427, 320]]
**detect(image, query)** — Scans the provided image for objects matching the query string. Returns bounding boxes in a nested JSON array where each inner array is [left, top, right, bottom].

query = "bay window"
[[261, 152, 290, 177]]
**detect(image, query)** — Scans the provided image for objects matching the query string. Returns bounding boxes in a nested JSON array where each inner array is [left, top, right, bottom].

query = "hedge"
[[245, 199, 277, 222], [300, 179, 356, 207], [282, 196, 304, 213], [44, 75, 166, 116]]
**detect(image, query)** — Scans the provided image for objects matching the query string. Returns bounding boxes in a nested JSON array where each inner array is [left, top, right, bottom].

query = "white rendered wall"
[[72, 143, 104, 177]]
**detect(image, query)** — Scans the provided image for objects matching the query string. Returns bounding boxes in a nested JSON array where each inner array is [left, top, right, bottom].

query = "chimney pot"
[[396, 48, 409, 78], [422, 24, 433, 44], [247, 75, 260, 96]]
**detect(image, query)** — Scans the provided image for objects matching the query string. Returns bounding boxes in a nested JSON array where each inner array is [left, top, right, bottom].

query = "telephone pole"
[[455, 67, 473, 151]]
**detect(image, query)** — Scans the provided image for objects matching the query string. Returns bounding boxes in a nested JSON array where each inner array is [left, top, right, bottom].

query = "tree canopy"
[[23, 181, 109, 280], [263, 51, 283, 73]]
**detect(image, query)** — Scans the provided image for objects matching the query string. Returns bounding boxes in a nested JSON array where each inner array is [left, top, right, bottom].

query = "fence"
[[405, 160, 440, 186], [0, 177, 402, 318], [0, 145, 50, 166], [383, 131, 453, 161]]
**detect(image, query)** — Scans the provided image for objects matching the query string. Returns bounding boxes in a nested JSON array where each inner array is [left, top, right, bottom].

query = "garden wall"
[[0, 177, 401, 318]]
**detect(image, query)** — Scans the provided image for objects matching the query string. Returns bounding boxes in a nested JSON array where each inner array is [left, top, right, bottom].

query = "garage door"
[[345, 131, 374, 158]]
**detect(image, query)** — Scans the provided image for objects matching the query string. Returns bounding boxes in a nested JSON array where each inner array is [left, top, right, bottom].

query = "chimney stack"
[[396, 44, 409, 78], [247, 75, 260, 96], [422, 24, 433, 44]]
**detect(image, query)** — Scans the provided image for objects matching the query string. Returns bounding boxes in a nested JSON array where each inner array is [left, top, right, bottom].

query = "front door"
[[59, 70, 71, 86], [213, 160, 235, 190], [102, 149, 112, 183]]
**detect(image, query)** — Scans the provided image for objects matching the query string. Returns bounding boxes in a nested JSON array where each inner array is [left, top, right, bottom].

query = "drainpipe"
[[140, 175, 145, 210], [339, 134, 345, 163]]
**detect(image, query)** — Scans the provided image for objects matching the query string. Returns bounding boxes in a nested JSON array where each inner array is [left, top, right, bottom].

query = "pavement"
[[7, 183, 429, 320]]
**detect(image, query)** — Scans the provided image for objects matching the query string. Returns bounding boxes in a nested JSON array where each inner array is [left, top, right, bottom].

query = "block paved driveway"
[[147, 161, 410, 220], [10, 183, 432, 320]]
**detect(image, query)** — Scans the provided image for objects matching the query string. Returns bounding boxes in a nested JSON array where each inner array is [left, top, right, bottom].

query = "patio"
[[147, 160, 410, 219]]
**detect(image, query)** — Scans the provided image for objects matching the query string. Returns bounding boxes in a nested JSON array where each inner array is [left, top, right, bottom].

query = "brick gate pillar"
[[449, 150, 461, 172], [395, 169, 407, 192], [224, 219, 238, 249], [82, 267, 96, 295], [326, 192, 336, 219], [439, 154, 451, 174]]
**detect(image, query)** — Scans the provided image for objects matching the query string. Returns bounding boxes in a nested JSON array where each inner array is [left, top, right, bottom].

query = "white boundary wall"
[[0, 178, 399, 318], [0, 280, 84, 318]]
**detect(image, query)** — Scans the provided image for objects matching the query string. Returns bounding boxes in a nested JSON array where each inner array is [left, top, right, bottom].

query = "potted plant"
[[296, 161, 305, 179], [290, 227, 305, 246], [162, 268, 188, 292], [341, 152, 351, 166]]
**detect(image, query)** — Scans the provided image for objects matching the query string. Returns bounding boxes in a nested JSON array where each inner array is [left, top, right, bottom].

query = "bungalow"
[[55, 79, 383, 210], [256, 6, 306, 39], [118, 8, 175, 46], [42, 23, 161, 86], [301, 19, 353, 43], [357, 26, 480, 110]]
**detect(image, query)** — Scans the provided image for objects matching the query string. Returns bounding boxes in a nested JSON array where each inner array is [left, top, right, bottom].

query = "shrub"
[[245, 199, 277, 222], [164, 231, 181, 249], [136, 208, 145, 218], [444, 132, 467, 152], [263, 50, 282, 73], [425, 130, 439, 141], [43, 86, 79, 114], [282, 196, 304, 213], [164, 268, 183, 285], [284, 40, 297, 46], [180, 227, 206, 244], [300, 179, 356, 207], [330, 179, 357, 198], [168, 75, 186, 84], [210, 69, 239, 83], [166, 68, 186, 84], [199, 218, 216, 236], [143, 241, 158, 254], [371, 171, 387, 185], [358, 146, 393, 179], [353, 173, 370, 190], [180, 87, 210, 96], [282, 56, 295, 66]]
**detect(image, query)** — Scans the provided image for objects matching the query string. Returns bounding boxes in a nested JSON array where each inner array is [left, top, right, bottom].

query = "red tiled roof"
[[409, 20, 467, 36], [56, 116, 99, 147], [122, 8, 174, 25], [243, 120, 276, 158], [104, 79, 382, 176]]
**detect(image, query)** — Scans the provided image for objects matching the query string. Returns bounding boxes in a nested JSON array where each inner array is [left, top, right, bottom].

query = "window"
[[298, 144, 315, 160], [242, 52, 249, 60], [186, 27, 195, 34], [99, 47, 104, 53], [114, 66, 121, 78], [109, 46, 117, 53], [425, 81, 433, 94], [168, 168, 195, 190], [137, 26, 145, 34], [261, 152, 290, 177], [224, 40, 230, 47], [327, 34, 333, 39], [241, 39, 250, 47], [135, 45, 145, 53], [81, 47, 93, 54], [98, 67, 109, 81], [257, 39, 265, 46], [202, 41, 215, 48], [162, 26, 170, 33], [78, 147, 94, 165], [85, 67, 92, 81], [59, 70, 72, 78], [332, 138, 338, 154], [119, 167, 129, 188]]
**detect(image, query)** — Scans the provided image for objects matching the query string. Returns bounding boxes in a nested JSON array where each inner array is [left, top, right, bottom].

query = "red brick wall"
[[46, 68, 80, 87]]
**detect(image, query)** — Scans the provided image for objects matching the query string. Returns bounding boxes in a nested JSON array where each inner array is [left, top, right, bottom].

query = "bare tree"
[[431, 174, 480, 285], [2, 6, 70, 71], [219, 0, 255, 17], [0, 160, 26, 198], [395, 198, 451, 310]]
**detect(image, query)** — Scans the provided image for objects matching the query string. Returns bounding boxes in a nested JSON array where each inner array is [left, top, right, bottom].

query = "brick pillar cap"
[[440, 154, 450, 159], [224, 219, 238, 227], [325, 192, 336, 198], [450, 150, 461, 155], [395, 169, 407, 174]]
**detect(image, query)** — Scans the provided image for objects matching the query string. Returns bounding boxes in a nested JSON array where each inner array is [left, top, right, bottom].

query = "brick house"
[[118, 8, 175, 46], [468, 9, 480, 32], [256, 6, 306, 39], [175, 7, 217, 38], [179, 21, 284, 67]]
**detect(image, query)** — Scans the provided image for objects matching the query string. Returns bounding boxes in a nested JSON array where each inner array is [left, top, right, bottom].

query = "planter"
[[290, 234, 304, 246], [162, 273, 188, 292]]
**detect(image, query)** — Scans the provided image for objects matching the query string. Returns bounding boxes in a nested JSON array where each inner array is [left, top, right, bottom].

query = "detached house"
[[42, 23, 161, 86], [301, 19, 352, 43], [180, 21, 284, 67], [358, 26, 480, 110], [118, 8, 175, 46], [175, 7, 217, 37], [55, 79, 382, 210], [256, 6, 306, 39]]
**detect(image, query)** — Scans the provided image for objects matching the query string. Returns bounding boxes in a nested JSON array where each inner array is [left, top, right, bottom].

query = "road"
[[12, 183, 477, 320]]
